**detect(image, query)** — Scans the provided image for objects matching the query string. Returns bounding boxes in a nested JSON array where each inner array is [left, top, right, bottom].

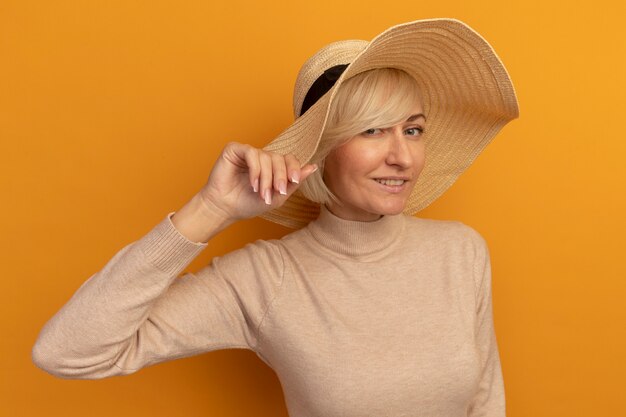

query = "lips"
[[374, 177, 410, 194], [374, 178, 406, 186]]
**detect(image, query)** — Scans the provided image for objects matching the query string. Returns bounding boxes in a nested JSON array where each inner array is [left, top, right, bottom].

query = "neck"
[[305, 204, 406, 261], [323, 203, 384, 222]]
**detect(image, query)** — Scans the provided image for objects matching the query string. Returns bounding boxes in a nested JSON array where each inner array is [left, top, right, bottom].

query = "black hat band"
[[299, 64, 349, 117]]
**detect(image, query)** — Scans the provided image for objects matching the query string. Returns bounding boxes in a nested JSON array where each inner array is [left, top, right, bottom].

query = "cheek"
[[326, 147, 360, 177], [413, 144, 426, 169], [337, 145, 381, 173], [323, 147, 364, 194], [323, 152, 343, 179], [322, 153, 345, 192], [417, 151, 426, 168]]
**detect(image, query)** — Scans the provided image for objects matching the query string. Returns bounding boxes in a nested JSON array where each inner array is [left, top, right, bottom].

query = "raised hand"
[[197, 141, 318, 223]]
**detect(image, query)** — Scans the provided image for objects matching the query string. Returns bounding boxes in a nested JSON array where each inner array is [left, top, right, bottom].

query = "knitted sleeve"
[[466, 229, 507, 417], [31, 212, 284, 379]]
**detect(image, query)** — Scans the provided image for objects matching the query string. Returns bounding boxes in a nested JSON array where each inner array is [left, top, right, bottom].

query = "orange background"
[[2, 0, 625, 416]]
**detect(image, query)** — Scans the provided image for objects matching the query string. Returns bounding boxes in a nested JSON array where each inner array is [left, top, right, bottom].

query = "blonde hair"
[[299, 67, 424, 205]]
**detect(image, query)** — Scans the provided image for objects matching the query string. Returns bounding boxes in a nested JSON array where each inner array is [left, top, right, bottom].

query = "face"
[[323, 104, 426, 221]]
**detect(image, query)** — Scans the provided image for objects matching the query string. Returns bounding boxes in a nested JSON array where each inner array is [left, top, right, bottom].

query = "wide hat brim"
[[261, 18, 520, 229]]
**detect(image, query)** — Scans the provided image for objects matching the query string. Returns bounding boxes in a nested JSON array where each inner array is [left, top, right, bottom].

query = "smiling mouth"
[[374, 179, 407, 186]]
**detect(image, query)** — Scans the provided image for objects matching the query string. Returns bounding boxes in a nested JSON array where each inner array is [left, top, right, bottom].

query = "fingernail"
[[264, 189, 272, 205], [290, 171, 299, 184], [278, 181, 287, 195], [252, 178, 259, 193]]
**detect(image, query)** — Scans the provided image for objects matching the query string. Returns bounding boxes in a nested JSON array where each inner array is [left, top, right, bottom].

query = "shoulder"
[[210, 224, 313, 271], [404, 216, 491, 297], [405, 215, 484, 240], [403, 215, 489, 257], [210, 237, 286, 278]]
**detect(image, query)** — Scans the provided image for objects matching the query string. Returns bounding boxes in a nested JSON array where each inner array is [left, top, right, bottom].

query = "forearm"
[[31, 212, 207, 379]]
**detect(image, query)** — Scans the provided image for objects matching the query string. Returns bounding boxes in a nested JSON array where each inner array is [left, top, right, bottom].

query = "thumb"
[[281, 163, 319, 199], [298, 163, 319, 183]]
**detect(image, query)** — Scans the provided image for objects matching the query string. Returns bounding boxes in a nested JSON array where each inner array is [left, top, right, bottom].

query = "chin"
[[374, 202, 407, 216], [381, 208, 405, 216]]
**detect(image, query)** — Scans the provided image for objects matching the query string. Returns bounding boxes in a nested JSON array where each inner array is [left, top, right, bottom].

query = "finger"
[[242, 145, 261, 193], [272, 153, 288, 196], [258, 151, 274, 205], [284, 154, 302, 184]]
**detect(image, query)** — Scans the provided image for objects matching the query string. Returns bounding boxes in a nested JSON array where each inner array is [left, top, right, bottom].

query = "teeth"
[[375, 179, 405, 186]]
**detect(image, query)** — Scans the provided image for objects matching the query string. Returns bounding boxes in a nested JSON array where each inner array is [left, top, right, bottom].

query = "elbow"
[[31, 337, 66, 378], [31, 335, 129, 380], [30, 336, 82, 379]]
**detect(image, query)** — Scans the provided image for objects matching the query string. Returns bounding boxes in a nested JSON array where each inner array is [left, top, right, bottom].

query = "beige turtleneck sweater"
[[32, 205, 505, 417]]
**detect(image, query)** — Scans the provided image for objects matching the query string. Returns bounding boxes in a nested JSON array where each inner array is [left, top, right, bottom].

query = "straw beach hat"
[[260, 18, 520, 229]]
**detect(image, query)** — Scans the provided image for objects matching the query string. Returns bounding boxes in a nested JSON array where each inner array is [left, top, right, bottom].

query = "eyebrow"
[[406, 113, 426, 122]]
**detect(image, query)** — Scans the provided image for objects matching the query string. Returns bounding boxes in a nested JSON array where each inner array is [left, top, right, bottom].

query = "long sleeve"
[[467, 229, 506, 416], [32, 212, 284, 379]]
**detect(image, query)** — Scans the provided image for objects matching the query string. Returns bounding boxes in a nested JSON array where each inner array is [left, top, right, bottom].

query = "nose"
[[385, 127, 413, 168]]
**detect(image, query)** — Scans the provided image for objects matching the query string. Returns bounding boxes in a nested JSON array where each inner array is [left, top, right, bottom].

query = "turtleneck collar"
[[304, 204, 406, 261]]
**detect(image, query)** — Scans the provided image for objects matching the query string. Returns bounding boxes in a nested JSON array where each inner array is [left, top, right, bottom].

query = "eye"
[[405, 126, 425, 136], [362, 128, 382, 136]]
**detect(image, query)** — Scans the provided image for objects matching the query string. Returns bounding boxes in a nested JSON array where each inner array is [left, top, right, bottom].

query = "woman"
[[32, 19, 519, 417]]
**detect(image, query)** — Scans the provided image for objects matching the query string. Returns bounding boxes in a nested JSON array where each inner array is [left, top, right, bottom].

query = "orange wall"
[[2, 0, 624, 416]]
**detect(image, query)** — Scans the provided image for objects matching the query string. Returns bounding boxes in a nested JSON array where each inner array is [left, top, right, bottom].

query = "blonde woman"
[[33, 19, 519, 417]]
